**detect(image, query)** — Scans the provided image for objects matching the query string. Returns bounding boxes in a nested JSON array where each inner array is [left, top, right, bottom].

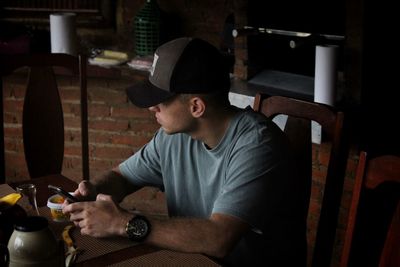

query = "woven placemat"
[[39, 207, 138, 263], [108, 250, 221, 267]]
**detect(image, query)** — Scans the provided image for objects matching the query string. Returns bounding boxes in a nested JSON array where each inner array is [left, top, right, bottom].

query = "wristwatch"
[[125, 215, 151, 242]]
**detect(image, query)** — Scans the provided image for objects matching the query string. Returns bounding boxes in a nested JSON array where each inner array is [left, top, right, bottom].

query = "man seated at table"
[[63, 37, 307, 266]]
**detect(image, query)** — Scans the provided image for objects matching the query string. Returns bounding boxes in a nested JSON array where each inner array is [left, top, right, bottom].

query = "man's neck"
[[192, 105, 240, 149]]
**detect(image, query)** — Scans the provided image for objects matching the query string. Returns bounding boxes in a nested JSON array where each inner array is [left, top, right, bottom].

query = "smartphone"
[[48, 185, 80, 203]]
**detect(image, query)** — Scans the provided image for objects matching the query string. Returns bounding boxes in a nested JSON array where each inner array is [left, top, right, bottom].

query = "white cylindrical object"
[[314, 45, 338, 106], [50, 13, 77, 56]]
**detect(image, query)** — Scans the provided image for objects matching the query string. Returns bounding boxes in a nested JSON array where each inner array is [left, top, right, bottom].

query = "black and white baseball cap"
[[126, 37, 230, 108]]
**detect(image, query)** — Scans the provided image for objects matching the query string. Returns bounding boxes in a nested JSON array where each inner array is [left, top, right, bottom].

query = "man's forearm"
[[92, 169, 139, 202], [142, 214, 247, 259]]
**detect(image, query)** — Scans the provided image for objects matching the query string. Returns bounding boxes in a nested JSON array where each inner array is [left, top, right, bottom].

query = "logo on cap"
[[150, 53, 159, 76]]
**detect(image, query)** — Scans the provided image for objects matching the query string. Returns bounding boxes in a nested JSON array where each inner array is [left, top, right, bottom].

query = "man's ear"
[[190, 97, 206, 118]]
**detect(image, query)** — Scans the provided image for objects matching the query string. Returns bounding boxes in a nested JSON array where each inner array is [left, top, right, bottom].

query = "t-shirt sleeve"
[[119, 129, 164, 188]]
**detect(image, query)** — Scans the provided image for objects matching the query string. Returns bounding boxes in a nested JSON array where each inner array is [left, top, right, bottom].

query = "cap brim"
[[126, 80, 176, 108]]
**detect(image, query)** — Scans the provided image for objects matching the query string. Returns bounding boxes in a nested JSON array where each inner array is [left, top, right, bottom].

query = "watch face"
[[131, 218, 149, 236], [127, 216, 150, 241]]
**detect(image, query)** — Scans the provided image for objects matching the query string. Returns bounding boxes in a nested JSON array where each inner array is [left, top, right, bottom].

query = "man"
[[63, 37, 306, 266]]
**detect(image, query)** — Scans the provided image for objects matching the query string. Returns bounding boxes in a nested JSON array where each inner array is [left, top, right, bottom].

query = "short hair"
[[179, 90, 230, 109]]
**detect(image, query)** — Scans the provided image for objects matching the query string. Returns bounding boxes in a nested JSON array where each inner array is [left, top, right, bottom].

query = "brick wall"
[[119, 0, 234, 50], [3, 69, 160, 184]]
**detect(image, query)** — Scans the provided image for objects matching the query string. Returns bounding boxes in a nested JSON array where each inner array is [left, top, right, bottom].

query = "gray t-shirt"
[[119, 108, 306, 266]]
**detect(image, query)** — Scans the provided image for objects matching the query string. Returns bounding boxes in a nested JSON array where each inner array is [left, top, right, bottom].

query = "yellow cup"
[[47, 194, 69, 222]]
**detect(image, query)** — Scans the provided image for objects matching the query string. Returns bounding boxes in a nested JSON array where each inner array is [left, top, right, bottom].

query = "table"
[[5, 175, 221, 266]]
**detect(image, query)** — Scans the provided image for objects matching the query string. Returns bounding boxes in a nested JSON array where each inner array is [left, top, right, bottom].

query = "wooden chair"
[[340, 151, 400, 267], [0, 53, 89, 183], [253, 93, 347, 267]]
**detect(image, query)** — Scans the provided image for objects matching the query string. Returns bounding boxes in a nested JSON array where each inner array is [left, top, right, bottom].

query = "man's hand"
[[74, 180, 97, 201], [62, 194, 132, 238], [61, 180, 97, 209]]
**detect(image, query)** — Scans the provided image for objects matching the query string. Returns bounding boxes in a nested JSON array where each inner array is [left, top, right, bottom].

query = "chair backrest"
[[0, 53, 89, 182], [340, 151, 400, 267], [253, 93, 347, 267]]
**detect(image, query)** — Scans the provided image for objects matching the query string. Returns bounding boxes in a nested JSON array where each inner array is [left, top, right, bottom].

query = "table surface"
[[5, 175, 220, 267]]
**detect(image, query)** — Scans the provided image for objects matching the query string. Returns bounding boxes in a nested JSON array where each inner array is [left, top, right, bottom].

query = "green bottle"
[[134, 0, 161, 56]]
